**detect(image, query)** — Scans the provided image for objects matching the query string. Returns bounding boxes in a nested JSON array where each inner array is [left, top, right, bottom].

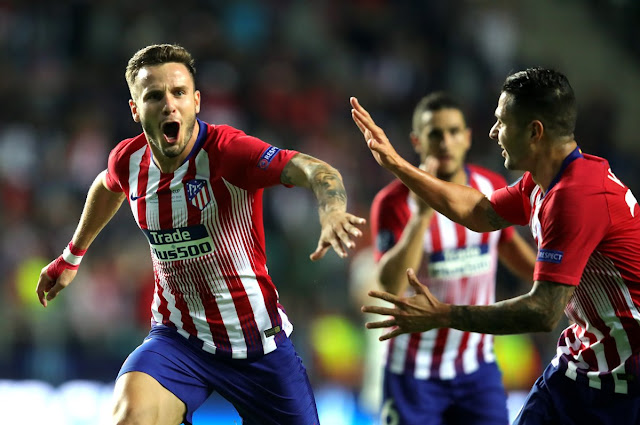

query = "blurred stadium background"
[[1, 0, 639, 423]]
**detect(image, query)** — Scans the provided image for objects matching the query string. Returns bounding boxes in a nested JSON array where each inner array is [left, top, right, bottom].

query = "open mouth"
[[162, 121, 180, 143]]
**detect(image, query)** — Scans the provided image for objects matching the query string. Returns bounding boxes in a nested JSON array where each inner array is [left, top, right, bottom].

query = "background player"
[[371, 92, 536, 424], [354, 68, 640, 424], [35, 44, 365, 425]]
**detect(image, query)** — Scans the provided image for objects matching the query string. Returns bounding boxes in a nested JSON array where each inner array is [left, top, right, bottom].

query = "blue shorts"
[[514, 362, 640, 425], [117, 326, 319, 425], [382, 362, 509, 425]]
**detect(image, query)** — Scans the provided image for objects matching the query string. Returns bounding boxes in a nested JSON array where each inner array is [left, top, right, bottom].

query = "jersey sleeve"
[[534, 186, 610, 285], [104, 142, 127, 193], [490, 174, 534, 226], [498, 223, 515, 243], [370, 187, 409, 262], [216, 128, 298, 190]]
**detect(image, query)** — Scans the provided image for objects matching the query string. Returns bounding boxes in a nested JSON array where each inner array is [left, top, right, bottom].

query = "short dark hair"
[[125, 44, 196, 89], [412, 92, 465, 133], [501, 67, 576, 138]]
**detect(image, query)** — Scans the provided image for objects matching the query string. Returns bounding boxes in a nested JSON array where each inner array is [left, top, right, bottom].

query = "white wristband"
[[62, 245, 84, 266]]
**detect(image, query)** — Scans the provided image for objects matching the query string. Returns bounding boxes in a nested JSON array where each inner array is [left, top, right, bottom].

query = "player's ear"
[[194, 90, 201, 114], [464, 127, 472, 149], [129, 99, 140, 123], [410, 131, 422, 155], [530, 120, 543, 142]]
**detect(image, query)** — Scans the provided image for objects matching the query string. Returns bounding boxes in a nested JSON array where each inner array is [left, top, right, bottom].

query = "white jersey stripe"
[[439, 329, 463, 379], [171, 168, 189, 228], [151, 286, 164, 325], [145, 164, 162, 230], [471, 173, 495, 198], [389, 334, 411, 374], [414, 332, 435, 379], [127, 146, 146, 226], [464, 227, 483, 248], [437, 215, 458, 251]]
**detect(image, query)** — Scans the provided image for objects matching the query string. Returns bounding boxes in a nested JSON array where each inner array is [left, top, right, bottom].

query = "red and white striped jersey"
[[105, 119, 298, 359], [491, 148, 640, 394], [371, 165, 514, 380]]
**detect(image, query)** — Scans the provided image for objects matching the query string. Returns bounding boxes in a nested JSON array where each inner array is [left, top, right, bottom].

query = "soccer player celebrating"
[[35, 44, 365, 425], [371, 92, 536, 425], [353, 68, 640, 424]]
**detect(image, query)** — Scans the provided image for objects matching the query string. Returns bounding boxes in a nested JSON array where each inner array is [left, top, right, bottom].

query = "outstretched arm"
[[281, 153, 366, 261], [362, 269, 574, 340], [351, 97, 512, 232], [36, 170, 125, 307]]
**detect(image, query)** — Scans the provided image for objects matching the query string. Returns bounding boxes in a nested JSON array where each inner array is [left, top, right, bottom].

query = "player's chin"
[[504, 157, 517, 170], [162, 143, 185, 158]]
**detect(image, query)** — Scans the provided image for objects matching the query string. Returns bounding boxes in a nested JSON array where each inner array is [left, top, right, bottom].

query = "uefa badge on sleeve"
[[186, 179, 211, 211]]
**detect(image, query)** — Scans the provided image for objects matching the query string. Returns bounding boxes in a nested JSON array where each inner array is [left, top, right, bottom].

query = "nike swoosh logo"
[[130, 193, 144, 201]]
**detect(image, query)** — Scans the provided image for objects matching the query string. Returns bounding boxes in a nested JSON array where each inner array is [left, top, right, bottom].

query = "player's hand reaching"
[[36, 259, 78, 307], [311, 210, 366, 261], [361, 268, 449, 340], [351, 97, 403, 171]]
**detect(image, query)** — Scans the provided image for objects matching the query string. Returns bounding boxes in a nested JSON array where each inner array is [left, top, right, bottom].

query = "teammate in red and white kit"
[[35, 44, 365, 425], [371, 92, 536, 425], [354, 68, 640, 424]]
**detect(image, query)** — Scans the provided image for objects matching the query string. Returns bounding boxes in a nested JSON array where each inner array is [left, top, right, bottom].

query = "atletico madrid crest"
[[186, 179, 211, 210]]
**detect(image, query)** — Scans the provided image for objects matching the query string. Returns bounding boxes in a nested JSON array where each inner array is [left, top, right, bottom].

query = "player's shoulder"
[[559, 153, 610, 190], [373, 179, 408, 204], [204, 123, 249, 148], [466, 163, 509, 187], [544, 154, 613, 209], [109, 133, 147, 162], [571, 153, 609, 178]]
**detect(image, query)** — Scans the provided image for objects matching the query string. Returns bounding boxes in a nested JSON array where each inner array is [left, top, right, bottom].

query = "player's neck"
[[530, 140, 578, 192], [443, 167, 467, 186]]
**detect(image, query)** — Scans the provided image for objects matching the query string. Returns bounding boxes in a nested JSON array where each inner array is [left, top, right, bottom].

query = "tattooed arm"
[[281, 153, 366, 261], [363, 269, 575, 340], [447, 280, 573, 334]]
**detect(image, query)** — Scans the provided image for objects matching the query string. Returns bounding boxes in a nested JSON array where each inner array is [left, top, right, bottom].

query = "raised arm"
[[36, 170, 126, 306], [363, 269, 574, 340], [281, 153, 366, 261], [377, 202, 433, 295], [351, 97, 512, 232]]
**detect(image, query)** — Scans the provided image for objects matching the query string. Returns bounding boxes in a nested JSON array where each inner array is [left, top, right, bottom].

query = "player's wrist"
[[47, 241, 87, 280], [61, 241, 87, 269]]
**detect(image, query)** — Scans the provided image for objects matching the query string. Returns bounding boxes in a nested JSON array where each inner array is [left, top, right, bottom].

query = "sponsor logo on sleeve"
[[537, 249, 564, 264], [258, 146, 280, 169], [142, 225, 214, 262]]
